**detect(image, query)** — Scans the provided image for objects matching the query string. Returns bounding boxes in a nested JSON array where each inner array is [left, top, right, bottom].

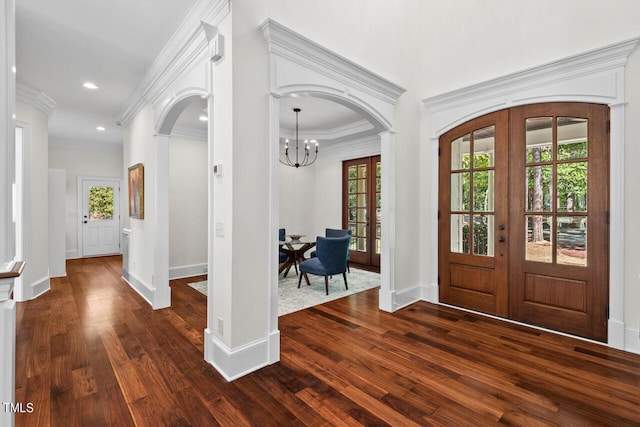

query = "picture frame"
[[128, 163, 144, 219]]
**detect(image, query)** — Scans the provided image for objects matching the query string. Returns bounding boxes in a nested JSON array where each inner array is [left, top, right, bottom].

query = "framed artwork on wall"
[[128, 163, 144, 219]]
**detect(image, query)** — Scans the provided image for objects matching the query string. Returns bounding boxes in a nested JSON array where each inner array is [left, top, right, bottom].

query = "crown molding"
[[423, 36, 640, 117], [117, 0, 229, 127], [279, 118, 373, 142], [261, 19, 405, 105], [16, 81, 57, 115]]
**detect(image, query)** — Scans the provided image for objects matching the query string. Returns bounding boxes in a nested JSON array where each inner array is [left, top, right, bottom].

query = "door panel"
[[439, 110, 509, 317], [82, 179, 120, 257], [343, 156, 381, 268], [509, 103, 609, 341]]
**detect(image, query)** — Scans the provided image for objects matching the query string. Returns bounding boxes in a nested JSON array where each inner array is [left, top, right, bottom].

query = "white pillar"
[[0, 1, 16, 425], [378, 130, 396, 312], [153, 134, 171, 309]]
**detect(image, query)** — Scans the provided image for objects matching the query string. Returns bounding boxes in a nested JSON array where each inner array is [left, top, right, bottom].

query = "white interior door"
[[81, 179, 120, 257]]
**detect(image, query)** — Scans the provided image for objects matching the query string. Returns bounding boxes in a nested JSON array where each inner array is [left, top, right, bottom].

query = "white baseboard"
[[66, 249, 78, 259], [122, 272, 170, 310], [31, 276, 50, 299], [205, 330, 280, 382], [169, 263, 207, 280], [380, 284, 422, 313], [122, 272, 155, 307], [625, 327, 640, 355]]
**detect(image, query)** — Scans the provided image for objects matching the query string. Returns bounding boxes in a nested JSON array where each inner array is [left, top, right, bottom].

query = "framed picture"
[[128, 163, 144, 219]]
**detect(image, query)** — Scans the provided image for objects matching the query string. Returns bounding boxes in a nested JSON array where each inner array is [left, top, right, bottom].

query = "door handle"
[[499, 236, 506, 243]]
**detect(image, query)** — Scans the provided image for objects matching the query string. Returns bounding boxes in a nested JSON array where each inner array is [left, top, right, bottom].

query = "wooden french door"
[[343, 156, 381, 268], [439, 110, 510, 316], [439, 103, 609, 342]]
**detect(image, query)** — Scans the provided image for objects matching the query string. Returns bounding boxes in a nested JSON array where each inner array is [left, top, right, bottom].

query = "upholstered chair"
[[310, 228, 352, 272], [298, 235, 351, 295]]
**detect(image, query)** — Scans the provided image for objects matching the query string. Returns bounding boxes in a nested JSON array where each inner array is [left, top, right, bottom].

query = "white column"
[[378, 130, 396, 312], [268, 93, 281, 364], [0, 1, 16, 425], [153, 134, 171, 309], [608, 102, 625, 349]]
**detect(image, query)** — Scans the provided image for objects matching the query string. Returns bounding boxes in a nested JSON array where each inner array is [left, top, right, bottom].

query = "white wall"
[[48, 145, 123, 258], [16, 100, 49, 299], [48, 169, 65, 277], [169, 135, 207, 276]]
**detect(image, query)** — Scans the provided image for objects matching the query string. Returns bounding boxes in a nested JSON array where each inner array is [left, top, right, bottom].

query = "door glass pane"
[[348, 165, 357, 179], [526, 165, 553, 212], [473, 126, 495, 167], [357, 209, 367, 222], [357, 179, 367, 193], [557, 162, 587, 212], [451, 134, 471, 170], [348, 195, 357, 207], [526, 215, 553, 262], [473, 214, 493, 256], [557, 216, 587, 266], [451, 172, 470, 211], [348, 180, 357, 193], [357, 223, 367, 238], [526, 117, 553, 163], [89, 186, 114, 220], [450, 214, 470, 254], [357, 236, 367, 251], [473, 170, 494, 212], [558, 117, 588, 160], [358, 164, 367, 178]]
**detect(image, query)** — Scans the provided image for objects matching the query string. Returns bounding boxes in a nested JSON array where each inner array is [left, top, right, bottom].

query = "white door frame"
[[77, 176, 123, 258]]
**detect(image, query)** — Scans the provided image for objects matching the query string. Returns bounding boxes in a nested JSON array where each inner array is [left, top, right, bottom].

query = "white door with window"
[[81, 179, 120, 257]]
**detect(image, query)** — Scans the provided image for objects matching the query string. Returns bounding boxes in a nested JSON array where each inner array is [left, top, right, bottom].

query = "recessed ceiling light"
[[198, 114, 208, 122], [83, 82, 99, 90], [96, 126, 106, 131]]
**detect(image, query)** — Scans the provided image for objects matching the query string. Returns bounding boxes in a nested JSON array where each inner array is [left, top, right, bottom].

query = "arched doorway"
[[438, 102, 609, 342]]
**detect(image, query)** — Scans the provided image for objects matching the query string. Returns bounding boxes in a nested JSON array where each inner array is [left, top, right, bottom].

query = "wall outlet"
[[218, 317, 224, 335]]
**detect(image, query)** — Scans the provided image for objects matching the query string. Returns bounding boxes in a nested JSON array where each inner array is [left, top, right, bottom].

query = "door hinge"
[[606, 212, 610, 225], [606, 307, 609, 319], [438, 210, 441, 220], [437, 275, 441, 285], [438, 147, 442, 156], [606, 120, 610, 134]]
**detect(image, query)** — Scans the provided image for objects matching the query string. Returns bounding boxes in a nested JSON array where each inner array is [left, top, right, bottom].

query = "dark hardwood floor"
[[14, 256, 640, 426]]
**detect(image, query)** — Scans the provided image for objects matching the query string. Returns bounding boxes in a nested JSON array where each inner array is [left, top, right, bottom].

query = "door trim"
[[77, 176, 123, 258], [423, 37, 640, 349]]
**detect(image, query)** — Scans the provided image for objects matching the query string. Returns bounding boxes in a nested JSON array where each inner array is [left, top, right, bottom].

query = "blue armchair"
[[298, 235, 351, 295], [279, 228, 288, 262], [310, 228, 352, 273]]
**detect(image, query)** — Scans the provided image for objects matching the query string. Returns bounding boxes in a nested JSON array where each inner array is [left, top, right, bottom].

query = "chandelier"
[[280, 107, 318, 168]]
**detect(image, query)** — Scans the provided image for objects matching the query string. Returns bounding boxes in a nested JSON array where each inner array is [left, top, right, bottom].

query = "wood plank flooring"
[[14, 256, 640, 426]]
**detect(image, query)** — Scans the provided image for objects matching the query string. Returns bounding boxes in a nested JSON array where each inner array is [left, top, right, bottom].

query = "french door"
[[343, 156, 381, 268], [439, 103, 609, 342]]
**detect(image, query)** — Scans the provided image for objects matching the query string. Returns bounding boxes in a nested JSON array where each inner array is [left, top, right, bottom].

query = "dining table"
[[278, 235, 316, 277]]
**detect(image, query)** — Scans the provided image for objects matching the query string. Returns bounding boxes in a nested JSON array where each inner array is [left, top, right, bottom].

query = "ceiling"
[[16, 0, 377, 150]]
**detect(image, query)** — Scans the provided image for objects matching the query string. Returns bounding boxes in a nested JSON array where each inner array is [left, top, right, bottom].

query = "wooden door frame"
[[342, 155, 381, 269], [77, 176, 122, 258]]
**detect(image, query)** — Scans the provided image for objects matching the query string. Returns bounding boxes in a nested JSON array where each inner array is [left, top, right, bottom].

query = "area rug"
[[188, 268, 380, 316]]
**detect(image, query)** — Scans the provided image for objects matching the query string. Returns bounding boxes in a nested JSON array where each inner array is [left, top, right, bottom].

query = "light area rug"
[[188, 268, 380, 316]]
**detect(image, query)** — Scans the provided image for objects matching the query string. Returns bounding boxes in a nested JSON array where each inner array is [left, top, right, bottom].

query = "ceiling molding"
[[117, 0, 229, 127], [16, 81, 57, 115], [261, 19, 405, 105], [279, 118, 373, 142], [423, 36, 640, 136]]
